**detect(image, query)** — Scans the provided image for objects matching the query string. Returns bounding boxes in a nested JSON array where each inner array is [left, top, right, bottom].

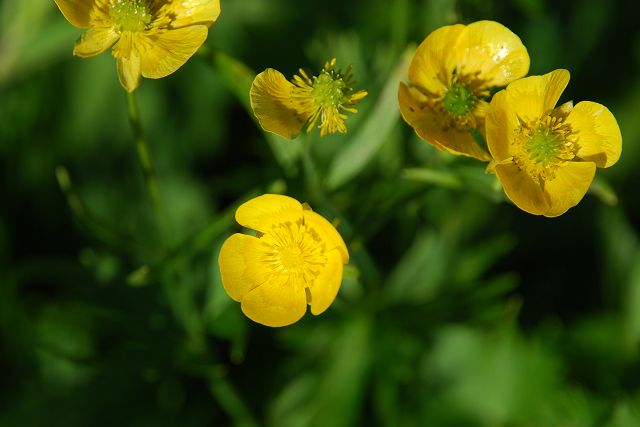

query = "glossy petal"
[[113, 33, 141, 92], [54, 0, 93, 28], [250, 69, 308, 140], [452, 20, 529, 87], [310, 249, 344, 315], [303, 210, 349, 263], [241, 275, 307, 327], [218, 233, 270, 302], [235, 194, 303, 233], [567, 101, 622, 168], [408, 24, 465, 96], [399, 83, 491, 160], [156, 0, 221, 28], [138, 26, 208, 79], [504, 69, 570, 123], [73, 28, 119, 58], [486, 88, 517, 161], [495, 163, 549, 215], [543, 162, 597, 217]]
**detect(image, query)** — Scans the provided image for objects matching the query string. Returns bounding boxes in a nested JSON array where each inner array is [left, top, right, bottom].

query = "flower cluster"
[[54, 5, 623, 327], [399, 20, 622, 217]]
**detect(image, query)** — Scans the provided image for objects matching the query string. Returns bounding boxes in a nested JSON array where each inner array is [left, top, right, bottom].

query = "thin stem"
[[126, 91, 168, 244], [300, 135, 323, 204], [55, 165, 141, 253], [127, 91, 162, 209], [299, 136, 382, 288]]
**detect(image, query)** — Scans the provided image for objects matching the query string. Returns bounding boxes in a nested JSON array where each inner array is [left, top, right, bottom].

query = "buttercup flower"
[[486, 69, 622, 217], [54, 0, 221, 92], [250, 58, 368, 139], [218, 194, 349, 327], [398, 20, 530, 160]]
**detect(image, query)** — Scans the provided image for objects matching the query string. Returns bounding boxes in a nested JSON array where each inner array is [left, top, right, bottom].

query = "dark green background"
[[1, 0, 640, 425]]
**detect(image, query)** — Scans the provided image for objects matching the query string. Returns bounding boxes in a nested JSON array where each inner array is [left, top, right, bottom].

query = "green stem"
[[55, 165, 141, 253], [126, 91, 168, 243], [127, 92, 162, 209], [301, 136, 323, 204], [209, 376, 259, 427], [299, 137, 382, 288]]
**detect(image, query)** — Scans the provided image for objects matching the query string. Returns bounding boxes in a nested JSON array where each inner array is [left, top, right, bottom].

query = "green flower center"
[[525, 128, 565, 164], [512, 116, 577, 183], [109, 0, 152, 32], [311, 72, 347, 107], [442, 82, 476, 117]]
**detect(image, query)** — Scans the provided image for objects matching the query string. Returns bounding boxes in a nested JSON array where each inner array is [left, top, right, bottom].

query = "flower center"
[[512, 115, 577, 183], [279, 246, 305, 270], [109, 0, 152, 32], [442, 82, 476, 117], [290, 58, 368, 137], [263, 221, 327, 284], [312, 72, 347, 107]]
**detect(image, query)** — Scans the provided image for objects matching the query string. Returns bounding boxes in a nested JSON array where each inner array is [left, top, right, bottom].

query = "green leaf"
[[385, 231, 448, 304], [325, 46, 414, 190]]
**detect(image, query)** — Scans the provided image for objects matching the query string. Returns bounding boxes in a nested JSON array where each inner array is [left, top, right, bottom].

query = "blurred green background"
[[2, 0, 640, 426]]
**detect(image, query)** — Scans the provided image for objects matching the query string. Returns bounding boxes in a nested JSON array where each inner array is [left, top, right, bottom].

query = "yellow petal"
[[235, 194, 303, 233], [309, 249, 344, 315], [398, 83, 491, 161], [113, 33, 141, 92], [218, 233, 271, 302], [137, 26, 208, 79], [158, 0, 221, 28], [452, 20, 529, 87], [542, 162, 596, 217], [73, 28, 119, 58], [504, 69, 570, 122], [495, 163, 549, 215], [241, 275, 307, 327], [54, 0, 93, 28], [408, 24, 465, 96], [303, 210, 349, 263], [567, 101, 622, 168], [486, 88, 518, 162], [250, 69, 308, 140]]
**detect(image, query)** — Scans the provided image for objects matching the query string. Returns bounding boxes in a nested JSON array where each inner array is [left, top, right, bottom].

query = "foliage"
[[1, 0, 639, 426]]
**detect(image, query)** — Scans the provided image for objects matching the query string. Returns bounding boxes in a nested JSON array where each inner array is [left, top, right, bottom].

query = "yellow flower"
[[250, 58, 368, 139], [398, 20, 530, 160], [486, 69, 622, 217], [218, 194, 349, 327], [54, 0, 221, 92]]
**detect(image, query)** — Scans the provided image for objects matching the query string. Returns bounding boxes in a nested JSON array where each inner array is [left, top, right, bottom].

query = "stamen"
[[262, 221, 328, 285], [290, 59, 367, 137], [436, 70, 489, 132], [109, 0, 152, 32], [512, 115, 578, 183]]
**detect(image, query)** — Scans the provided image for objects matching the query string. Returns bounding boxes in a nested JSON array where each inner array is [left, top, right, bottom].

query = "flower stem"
[[126, 91, 168, 245]]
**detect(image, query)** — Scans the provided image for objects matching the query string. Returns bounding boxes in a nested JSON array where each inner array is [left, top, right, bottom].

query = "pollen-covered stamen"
[[438, 70, 488, 132], [512, 115, 578, 183], [262, 220, 327, 285], [290, 59, 368, 136], [109, 0, 152, 32], [443, 82, 476, 117]]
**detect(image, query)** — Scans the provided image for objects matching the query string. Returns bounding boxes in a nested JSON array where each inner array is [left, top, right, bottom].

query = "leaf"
[[325, 46, 414, 190], [385, 231, 448, 304]]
